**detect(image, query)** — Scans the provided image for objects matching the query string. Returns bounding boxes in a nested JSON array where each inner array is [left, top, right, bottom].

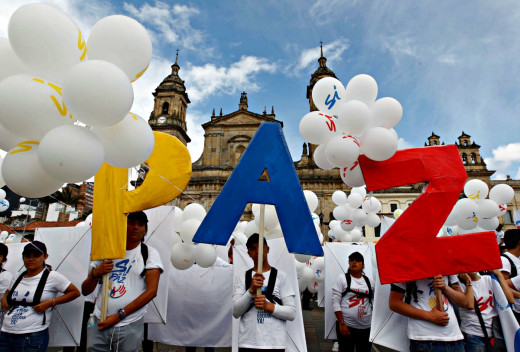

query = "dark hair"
[[246, 233, 268, 249], [0, 243, 7, 268], [127, 211, 148, 241], [349, 251, 364, 263], [504, 229, 520, 250]]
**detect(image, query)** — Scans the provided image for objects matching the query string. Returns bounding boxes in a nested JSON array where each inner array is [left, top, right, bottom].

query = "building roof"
[[0, 223, 14, 233], [13, 220, 83, 231]]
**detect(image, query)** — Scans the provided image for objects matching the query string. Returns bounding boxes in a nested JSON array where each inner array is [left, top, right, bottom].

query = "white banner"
[[323, 242, 373, 340], [514, 209, 520, 229], [232, 238, 306, 352]]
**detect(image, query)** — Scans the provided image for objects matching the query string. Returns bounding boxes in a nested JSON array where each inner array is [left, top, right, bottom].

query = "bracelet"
[[467, 283, 472, 287], [339, 321, 346, 325], [52, 299, 56, 307], [117, 308, 127, 320]]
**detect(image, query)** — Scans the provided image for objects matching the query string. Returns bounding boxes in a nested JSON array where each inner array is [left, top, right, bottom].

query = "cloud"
[[491, 143, 520, 163], [286, 39, 350, 76], [123, 1, 205, 53], [484, 142, 520, 180], [182, 56, 277, 103], [186, 110, 206, 162], [397, 137, 414, 150]]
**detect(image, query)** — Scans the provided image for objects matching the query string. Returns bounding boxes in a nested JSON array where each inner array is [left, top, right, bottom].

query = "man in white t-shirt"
[[332, 251, 374, 352], [82, 211, 163, 352], [500, 229, 520, 323], [232, 233, 296, 351], [389, 275, 467, 352]]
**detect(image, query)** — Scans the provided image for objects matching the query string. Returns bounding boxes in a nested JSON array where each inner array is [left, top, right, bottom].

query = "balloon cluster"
[[0, 4, 155, 197], [327, 187, 381, 242], [299, 75, 403, 187], [170, 203, 218, 270], [443, 180, 514, 236], [295, 256, 324, 294], [3, 232, 16, 244], [228, 190, 324, 246], [0, 189, 8, 212]]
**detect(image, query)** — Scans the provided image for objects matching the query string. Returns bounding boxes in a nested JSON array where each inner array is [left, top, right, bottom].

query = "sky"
[[1, 0, 520, 180]]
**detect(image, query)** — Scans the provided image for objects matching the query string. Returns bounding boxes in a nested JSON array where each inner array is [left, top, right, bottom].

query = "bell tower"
[[149, 50, 191, 145]]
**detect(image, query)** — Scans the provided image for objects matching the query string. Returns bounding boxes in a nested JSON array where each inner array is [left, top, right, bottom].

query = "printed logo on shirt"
[[10, 290, 30, 325], [257, 310, 271, 324], [427, 282, 449, 312], [108, 258, 135, 299], [477, 290, 494, 311]]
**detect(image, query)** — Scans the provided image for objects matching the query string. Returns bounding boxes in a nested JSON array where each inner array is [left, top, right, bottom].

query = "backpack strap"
[[7, 269, 51, 325], [342, 273, 373, 306], [405, 281, 422, 304], [265, 267, 282, 305], [474, 297, 492, 346], [362, 274, 374, 306], [245, 268, 253, 292], [341, 273, 352, 298], [7, 270, 28, 307], [502, 254, 517, 278], [140, 243, 149, 278]]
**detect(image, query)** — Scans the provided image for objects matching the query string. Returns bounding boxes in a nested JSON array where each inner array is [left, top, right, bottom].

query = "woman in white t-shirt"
[[0, 243, 12, 298], [459, 270, 513, 352], [0, 241, 80, 352]]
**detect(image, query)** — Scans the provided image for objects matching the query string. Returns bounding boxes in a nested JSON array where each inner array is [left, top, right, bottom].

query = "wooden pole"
[[256, 204, 266, 296], [100, 272, 109, 321], [435, 287, 443, 311]]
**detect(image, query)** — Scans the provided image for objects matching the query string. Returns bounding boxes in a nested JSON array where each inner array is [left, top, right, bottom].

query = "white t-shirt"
[[459, 276, 497, 337], [332, 273, 374, 329], [0, 271, 13, 297], [500, 252, 520, 312], [1, 270, 71, 333], [233, 268, 295, 349], [496, 230, 504, 245], [393, 276, 463, 341], [92, 244, 163, 327]]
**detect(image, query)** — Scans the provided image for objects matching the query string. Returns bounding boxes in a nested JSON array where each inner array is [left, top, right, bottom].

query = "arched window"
[[471, 153, 477, 164], [463, 140, 468, 146], [461, 153, 467, 164], [235, 145, 246, 165], [433, 140, 437, 145], [161, 102, 169, 114]]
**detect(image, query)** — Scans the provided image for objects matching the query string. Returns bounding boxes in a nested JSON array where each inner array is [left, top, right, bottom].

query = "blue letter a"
[[193, 122, 323, 256]]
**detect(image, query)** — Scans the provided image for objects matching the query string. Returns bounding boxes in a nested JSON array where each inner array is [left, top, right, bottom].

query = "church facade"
[[149, 49, 520, 242]]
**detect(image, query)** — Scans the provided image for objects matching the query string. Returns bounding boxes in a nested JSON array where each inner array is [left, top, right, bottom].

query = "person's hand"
[[253, 294, 275, 313], [93, 260, 114, 277], [1, 296, 10, 310], [491, 269, 502, 277], [249, 272, 264, 294], [428, 307, 449, 326], [97, 314, 120, 330], [432, 275, 446, 292], [459, 273, 471, 285], [33, 300, 54, 314], [339, 323, 350, 337]]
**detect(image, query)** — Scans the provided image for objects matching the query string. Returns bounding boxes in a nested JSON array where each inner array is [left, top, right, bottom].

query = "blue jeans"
[[0, 329, 49, 352], [409, 339, 464, 352], [462, 332, 493, 352]]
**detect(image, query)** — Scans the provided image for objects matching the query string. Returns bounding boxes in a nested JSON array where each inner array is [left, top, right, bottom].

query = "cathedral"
[[148, 48, 519, 242]]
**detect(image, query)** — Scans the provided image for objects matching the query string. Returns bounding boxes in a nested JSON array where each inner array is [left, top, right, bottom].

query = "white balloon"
[[265, 224, 283, 240], [194, 243, 217, 268], [312, 77, 346, 116], [299, 111, 338, 144], [307, 281, 319, 294], [371, 97, 403, 128], [477, 217, 499, 231], [244, 221, 259, 237], [298, 276, 307, 292], [366, 212, 381, 227], [464, 179, 489, 200], [0, 231, 8, 240], [456, 213, 478, 230], [2, 141, 63, 197], [340, 232, 353, 242], [93, 112, 154, 168], [477, 199, 500, 219], [63, 60, 133, 127], [171, 232, 182, 246], [0, 199, 9, 212], [344, 74, 378, 106], [347, 193, 363, 209], [263, 204, 279, 230], [498, 204, 508, 217], [352, 209, 367, 226], [362, 197, 381, 213], [85, 213, 93, 227], [171, 242, 195, 270], [332, 190, 347, 206], [295, 253, 311, 263], [0, 37, 32, 82], [0, 189, 5, 202], [87, 15, 152, 82], [329, 220, 340, 229], [340, 218, 355, 231], [335, 100, 371, 137], [311, 213, 321, 227], [340, 162, 365, 187], [172, 206, 184, 232], [489, 184, 515, 205], [394, 209, 403, 219], [350, 228, 363, 242], [302, 266, 315, 282], [325, 135, 360, 168], [179, 218, 201, 244], [38, 125, 104, 182], [304, 190, 319, 213], [454, 198, 479, 218], [8, 4, 85, 83], [0, 124, 23, 153], [351, 186, 367, 199], [313, 144, 334, 170], [295, 260, 306, 275], [360, 127, 398, 161], [333, 205, 352, 221], [183, 203, 206, 222], [233, 232, 248, 246], [0, 75, 74, 140]]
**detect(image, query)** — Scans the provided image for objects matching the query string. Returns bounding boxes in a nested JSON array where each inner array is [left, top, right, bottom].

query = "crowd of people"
[[0, 212, 517, 352]]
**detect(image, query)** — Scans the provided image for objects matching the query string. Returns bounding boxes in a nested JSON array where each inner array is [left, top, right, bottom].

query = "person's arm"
[[232, 272, 263, 319], [332, 275, 349, 337], [270, 295, 295, 321], [458, 273, 474, 310], [1, 289, 10, 310], [97, 268, 161, 330], [435, 276, 467, 308], [492, 269, 515, 304], [389, 286, 449, 326], [33, 283, 81, 314], [81, 260, 113, 296]]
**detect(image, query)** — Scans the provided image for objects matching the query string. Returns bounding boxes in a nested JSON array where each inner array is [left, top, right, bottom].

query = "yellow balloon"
[[91, 132, 191, 260]]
